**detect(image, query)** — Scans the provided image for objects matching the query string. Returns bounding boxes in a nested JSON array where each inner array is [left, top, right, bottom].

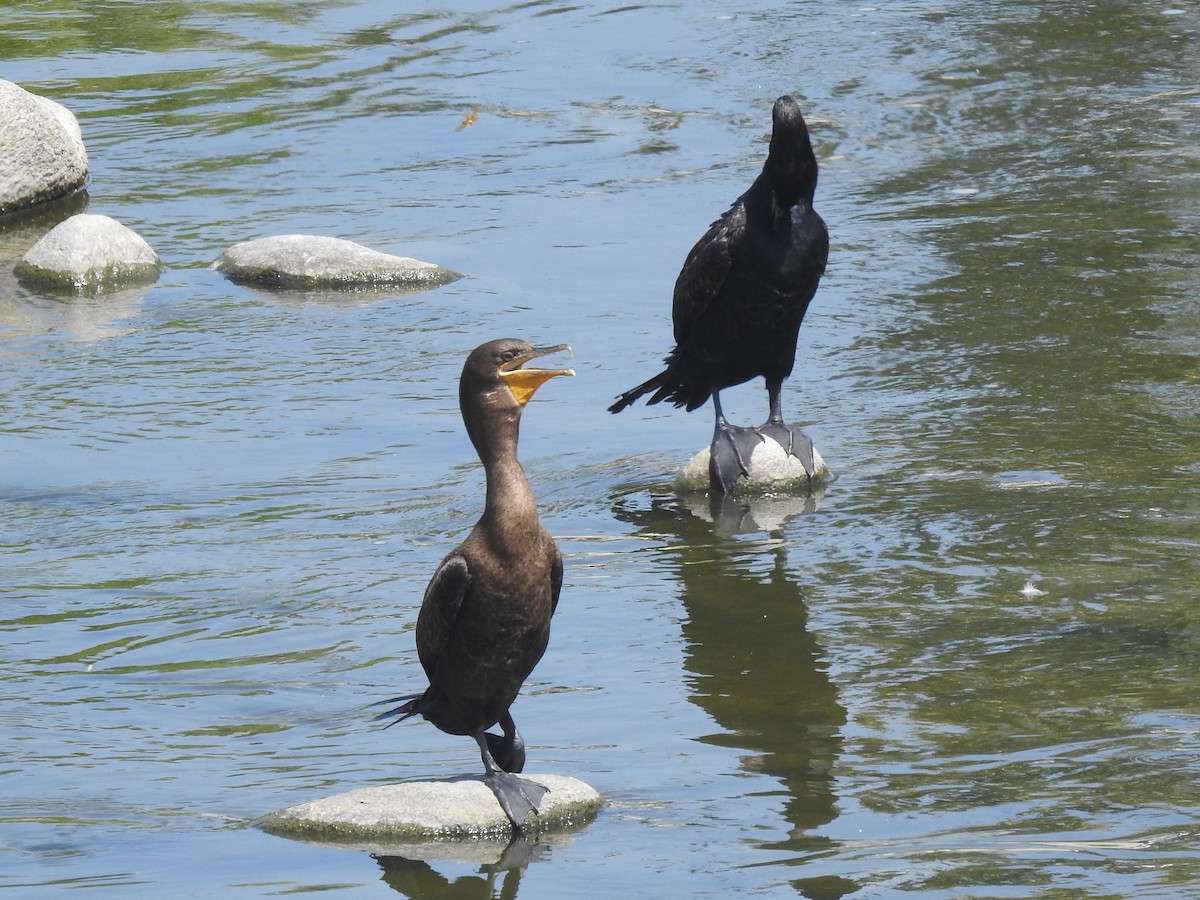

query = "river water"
[[2, 2, 1198, 897]]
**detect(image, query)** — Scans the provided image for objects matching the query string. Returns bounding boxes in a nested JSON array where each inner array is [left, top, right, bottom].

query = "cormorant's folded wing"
[[414, 554, 470, 678], [671, 201, 746, 343], [550, 550, 563, 617]]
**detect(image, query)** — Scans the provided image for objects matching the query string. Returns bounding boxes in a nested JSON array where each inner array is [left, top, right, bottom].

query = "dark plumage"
[[375, 338, 573, 830], [609, 95, 829, 492]]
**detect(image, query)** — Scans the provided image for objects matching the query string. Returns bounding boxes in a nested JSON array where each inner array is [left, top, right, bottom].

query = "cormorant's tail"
[[609, 350, 717, 414], [371, 694, 423, 728], [608, 370, 671, 414]]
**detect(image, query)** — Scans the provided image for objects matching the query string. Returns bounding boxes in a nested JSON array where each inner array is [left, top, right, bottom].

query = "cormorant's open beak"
[[499, 344, 575, 407]]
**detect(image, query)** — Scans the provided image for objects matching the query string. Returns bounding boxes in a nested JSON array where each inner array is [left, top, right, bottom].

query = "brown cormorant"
[[609, 95, 829, 493], [375, 339, 574, 830]]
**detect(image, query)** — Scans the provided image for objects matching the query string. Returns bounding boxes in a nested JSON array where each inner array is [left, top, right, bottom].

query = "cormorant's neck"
[[764, 143, 818, 220], [467, 404, 539, 542], [748, 165, 814, 232]]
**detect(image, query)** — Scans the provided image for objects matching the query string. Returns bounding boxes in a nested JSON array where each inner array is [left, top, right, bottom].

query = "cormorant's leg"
[[484, 711, 527, 774], [474, 729, 548, 830], [708, 390, 764, 493], [755, 379, 815, 477]]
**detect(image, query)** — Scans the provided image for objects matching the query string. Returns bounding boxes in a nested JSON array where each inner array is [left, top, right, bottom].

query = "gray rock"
[[211, 234, 463, 290], [14, 213, 162, 295], [0, 80, 88, 216], [257, 774, 601, 851], [676, 438, 831, 494], [0, 193, 87, 299]]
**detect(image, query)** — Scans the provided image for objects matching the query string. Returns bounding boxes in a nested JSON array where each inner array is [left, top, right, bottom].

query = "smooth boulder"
[[676, 437, 831, 494], [0, 80, 88, 216], [258, 774, 601, 852], [14, 213, 161, 295], [212, 234, 463, 290]]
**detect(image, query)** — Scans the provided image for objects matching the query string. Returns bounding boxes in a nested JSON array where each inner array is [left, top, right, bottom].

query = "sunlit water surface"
[[2, 2, 1198, 897]]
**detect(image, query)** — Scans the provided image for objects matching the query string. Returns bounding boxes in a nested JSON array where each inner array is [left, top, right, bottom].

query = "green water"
[[1, 1, 1197, 897]]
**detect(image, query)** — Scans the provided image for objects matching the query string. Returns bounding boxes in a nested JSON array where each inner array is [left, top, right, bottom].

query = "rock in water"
[[257, 774, 601, 853], [676, 435, 831, 494], [211, 234, 463, 290], [0, 80, 89, 216], [15, 214, 161, 295]]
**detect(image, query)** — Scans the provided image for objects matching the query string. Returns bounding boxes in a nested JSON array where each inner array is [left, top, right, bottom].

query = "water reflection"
[[5, 288, 147, 341], [225, 281, 453, 309], [613, 485, 848, 890], [678, 484, 825, 538], [375, 855, 522, 899], [372, 833, 541, 898]]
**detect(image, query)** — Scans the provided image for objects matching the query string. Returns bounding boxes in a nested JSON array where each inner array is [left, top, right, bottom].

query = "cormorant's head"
[[766, 94, 818, 207], [462, 338, 574, 413], [496, 340, 575, 407]]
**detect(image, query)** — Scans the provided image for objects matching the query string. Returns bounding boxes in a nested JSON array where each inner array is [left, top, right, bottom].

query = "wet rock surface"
[[211, 234, 463, 290], [0, 80, 89, 216], [14, 213, 161, 295], [258, 774, 602, 849]]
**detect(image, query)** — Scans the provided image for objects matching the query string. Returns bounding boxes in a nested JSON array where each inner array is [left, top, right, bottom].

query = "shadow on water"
[[613, 483, 855, 899]]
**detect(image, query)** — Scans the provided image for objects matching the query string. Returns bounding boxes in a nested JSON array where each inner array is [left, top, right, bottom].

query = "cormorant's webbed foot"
[[484, 770, 549, 830], [756, 421, 815, 478], [709, 422, 764, 493], [475, 725, 547, 830]]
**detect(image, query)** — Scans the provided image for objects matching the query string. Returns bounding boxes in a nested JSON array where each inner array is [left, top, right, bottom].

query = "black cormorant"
[[376, 338, 574, 830], [609, 95, 829, 492]]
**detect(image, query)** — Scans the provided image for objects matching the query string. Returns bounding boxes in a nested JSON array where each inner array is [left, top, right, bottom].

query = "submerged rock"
[[257, 774, 601, 852], [14, 213, 161, 295], [675, 436, 831, 494], [211, 234, 463, 291], [0, 80, 89, 216]]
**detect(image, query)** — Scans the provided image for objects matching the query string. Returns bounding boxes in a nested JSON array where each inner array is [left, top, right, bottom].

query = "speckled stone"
[[211, 234, 463, 290], [257, 774, 601, 851], [0, 80, 88, 215], [14, 213, 160, 295]]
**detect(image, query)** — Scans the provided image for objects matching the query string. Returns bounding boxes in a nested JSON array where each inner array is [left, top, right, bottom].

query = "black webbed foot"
[[709, 422, 765, 493], [474, 722, 545, 830], [756, 421, 815, 478], [484, 770, 549, 830]]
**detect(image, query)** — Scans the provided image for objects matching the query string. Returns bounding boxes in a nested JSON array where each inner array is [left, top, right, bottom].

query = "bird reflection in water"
[[373, 833, 536, 898], [612, 484, 857, 899], [368, 817, 598, 897]]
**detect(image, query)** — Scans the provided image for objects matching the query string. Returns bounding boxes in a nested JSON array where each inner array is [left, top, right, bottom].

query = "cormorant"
[[375, 339, 574, 830], [609, 95, 829, 493]]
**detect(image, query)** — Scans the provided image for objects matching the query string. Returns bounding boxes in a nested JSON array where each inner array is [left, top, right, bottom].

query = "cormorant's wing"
[[671, 200, 747, 344], [414, 554, 471, 679], [549, 549, 563, 617]]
